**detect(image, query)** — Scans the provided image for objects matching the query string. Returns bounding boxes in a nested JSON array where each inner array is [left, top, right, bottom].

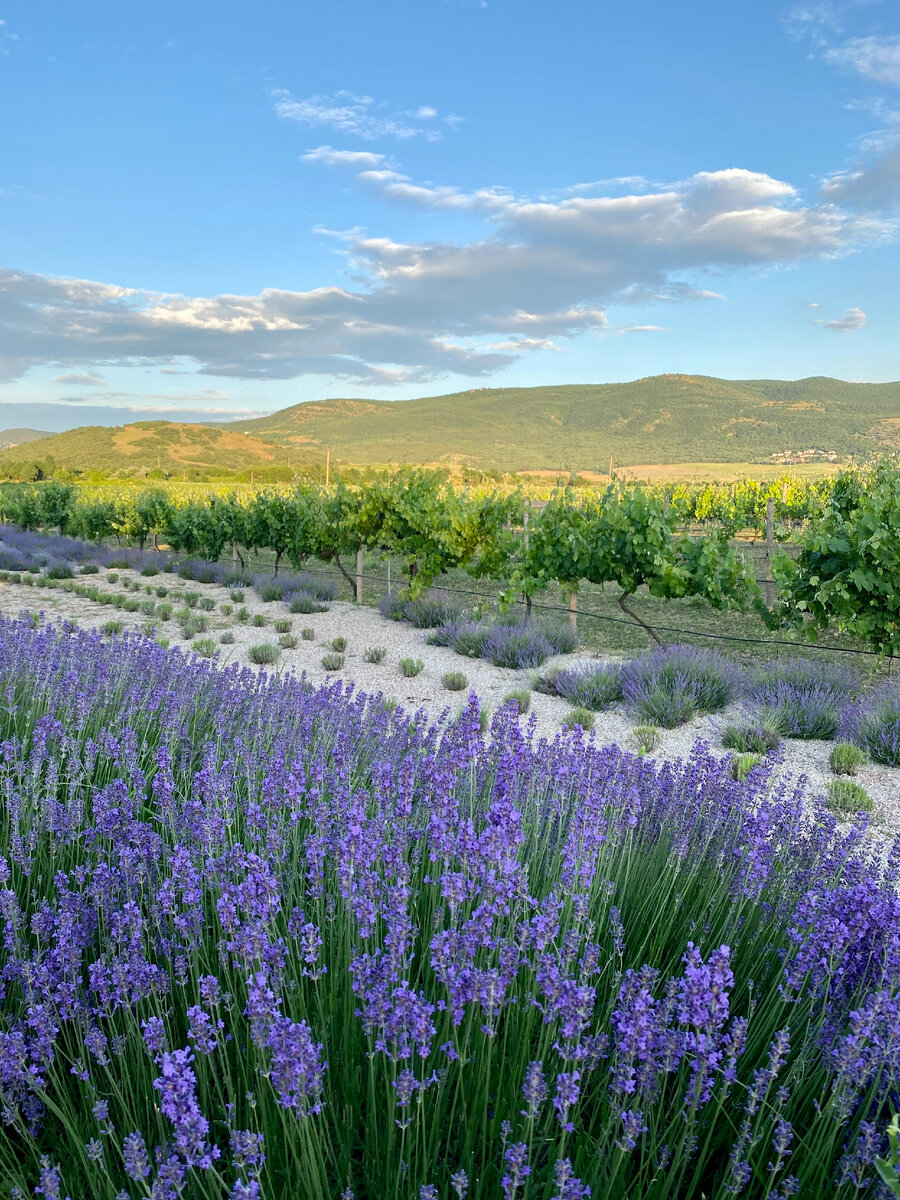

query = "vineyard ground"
[[4, 560, 899, 830], [236, 541, 889, 674]]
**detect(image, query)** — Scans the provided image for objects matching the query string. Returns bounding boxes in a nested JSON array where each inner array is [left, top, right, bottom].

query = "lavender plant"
[[843, 679, 900, 766], [0, 617, 897, 1199], [622, 644, 743, 728], [482, 623, 555, 669], [749, 656, 857, 740], [555, 662, 623, 711]]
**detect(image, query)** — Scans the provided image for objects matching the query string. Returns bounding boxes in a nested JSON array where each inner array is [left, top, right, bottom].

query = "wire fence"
[[284, 560, 890, 662]]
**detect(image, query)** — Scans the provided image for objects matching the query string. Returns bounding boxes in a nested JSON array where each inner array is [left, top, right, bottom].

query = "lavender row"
[[0, 617, 899, 1196]]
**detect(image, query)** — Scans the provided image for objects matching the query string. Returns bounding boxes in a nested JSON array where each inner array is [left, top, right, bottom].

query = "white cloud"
[[53, 371, 107, 386], [0, 18, 19, 57], [0, 158, 891, 387], [821, 139, 900, 210], [823, 305, 868, 330], [273, 90, 452, 142], [826, 35, 900, 85]]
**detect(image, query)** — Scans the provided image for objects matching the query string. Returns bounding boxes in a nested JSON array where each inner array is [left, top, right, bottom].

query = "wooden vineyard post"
[[356, 546, 364, 604], [568, 592, 578, 632], [765, 496, 775, 609]]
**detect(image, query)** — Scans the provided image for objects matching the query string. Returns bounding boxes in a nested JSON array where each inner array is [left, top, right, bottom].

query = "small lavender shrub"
[[442, 670, 468, 691], [248, 642, 281, 665], [191, 637, 217, 658], [482, 624, 554, 670], [749, 657, 856, 741], [219, 630, 235, 644], [285, 589, 328, 615], [826, 777, 874, 815], [79, 563, 99, 574], [251, 613, 268, 628], [447, 621, 490, 659], [721, 723, 781, 755], [279, 634, 299, 649], [631, 724, 662, 753], [555, 663, 623, 711], [399, 657, 424, 677], [829, 742, 867, 776], [364, 646, 387, 663], [622, 644, 743, 728], [562, 705, 595, 730], [301, 627, 315, 640], [331, 636, 347, 652], [321, 651, 345, 671], [504, 688, 531, 714], [404, 595, 465, 629], [843, 681, 900, 766], [273, 619, 292, 634], [542, 622, 578, 655], [377, 592, 406, 621]]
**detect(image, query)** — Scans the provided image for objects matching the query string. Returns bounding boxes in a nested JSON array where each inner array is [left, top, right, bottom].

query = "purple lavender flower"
[[551, 1157, 592, 1199], [500, 1142, 531, 1200]]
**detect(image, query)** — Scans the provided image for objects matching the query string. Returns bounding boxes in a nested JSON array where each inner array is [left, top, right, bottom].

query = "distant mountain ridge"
[[0, 428, 51, 450], [228, 375, 900, 470], [2, 375, 899, 476]]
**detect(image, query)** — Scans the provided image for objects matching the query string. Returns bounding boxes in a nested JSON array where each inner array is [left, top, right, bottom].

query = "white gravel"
[[3, 565, 899, 833]]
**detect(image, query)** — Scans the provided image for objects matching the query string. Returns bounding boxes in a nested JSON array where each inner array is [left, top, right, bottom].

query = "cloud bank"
[[0, 160, 892, 387]]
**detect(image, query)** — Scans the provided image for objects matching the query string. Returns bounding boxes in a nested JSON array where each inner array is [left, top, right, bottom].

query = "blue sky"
[[1, 0, 898, 431]]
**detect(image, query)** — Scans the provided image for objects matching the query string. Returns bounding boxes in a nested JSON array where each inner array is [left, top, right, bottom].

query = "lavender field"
[[0, 615, 898, 1198]]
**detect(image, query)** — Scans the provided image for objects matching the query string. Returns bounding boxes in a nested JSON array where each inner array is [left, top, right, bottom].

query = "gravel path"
[[3, 565, 898, 832]]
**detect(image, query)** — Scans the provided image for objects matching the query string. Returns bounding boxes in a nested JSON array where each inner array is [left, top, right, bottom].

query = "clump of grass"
[[192, 638, 217, 658], [721, 723, 781, 755], [230, 589, 245, 603], [219, 631, 235, 644], [331, 636, 347, 652], [504, 688, 531, 715], [248, 642, 281, 665], [183, 591, 201, 609], [562, 706, 595, 731], [301, 627, 315, 641], [106, 572, 119, 583], [826, 778, 874, 815], [155, 634, 170, 649], [101, 619, 124, 636], [364, 646, 387, 663], [274, 619, 292, 634], [399, 657, 424, 678], [555, 662, 623, 711], [123, 598, 141, 613], [235, 607, 250, 623], [829, 741, 867, 776], [156, 603, 173, 621], [442, 670, 468, 692], [220, 603, 233, 615], [322, 651, 345, 671], [731, 752, 764, 782], [632, 724, 661, 753], [139, 600, 156, 617], [198, 597, 216, 612], [622, 644, 743, 729], [251, 613, 268, 628], [279, 634, 299, 649], [155, 585, 169, 598]]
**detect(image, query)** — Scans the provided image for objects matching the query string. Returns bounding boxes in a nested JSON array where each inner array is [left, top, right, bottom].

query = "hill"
[[228, 375, 900, 471], [2, 376, 899, 477], [0, 428, 51, 450], [0, 420, 321, 479]]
